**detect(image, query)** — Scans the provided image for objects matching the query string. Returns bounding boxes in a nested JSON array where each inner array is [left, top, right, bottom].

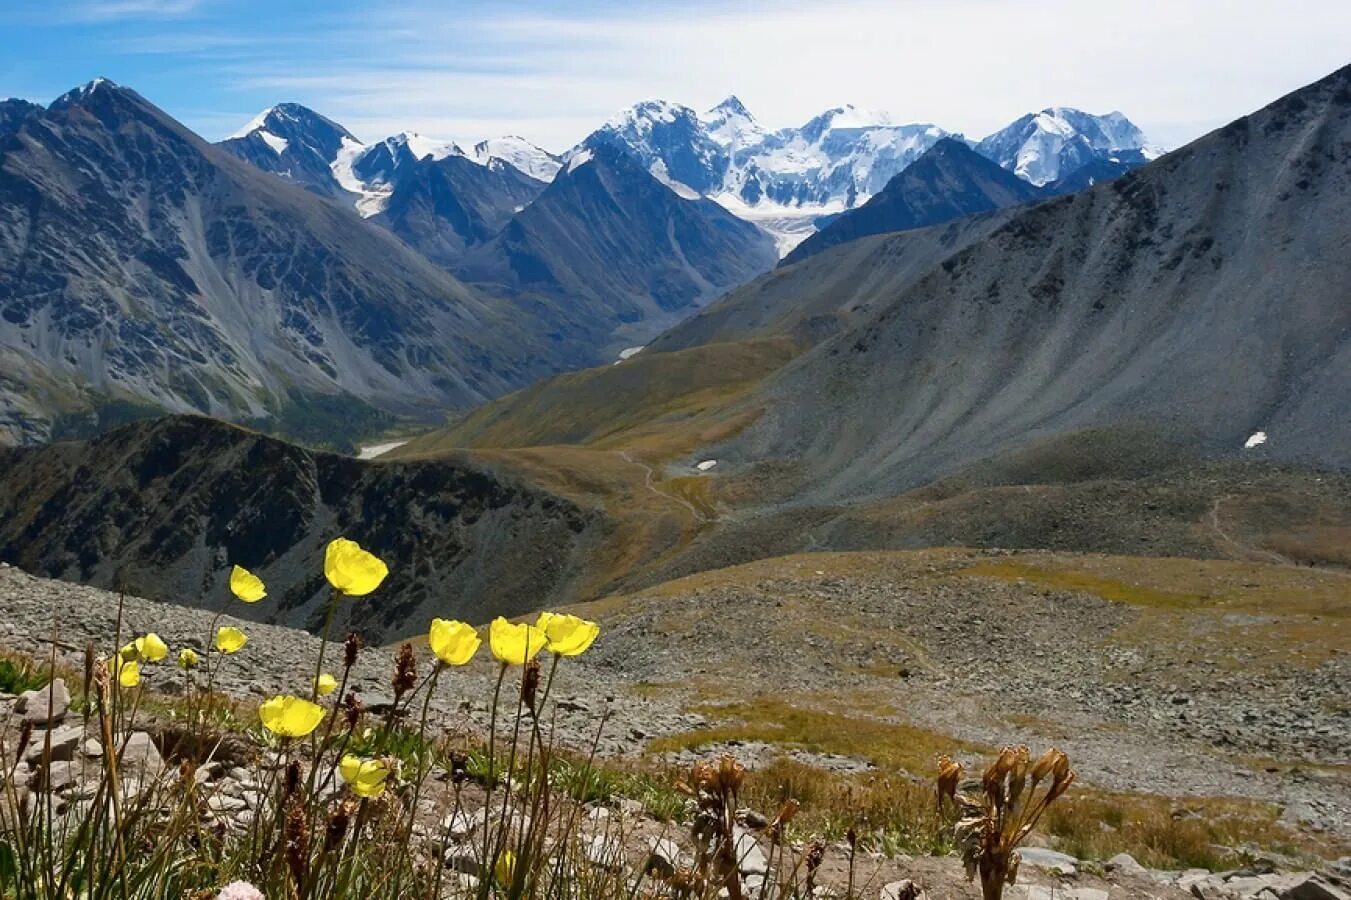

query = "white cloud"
[[67, 0, 202, 22], [200, 0, 1351, 152]]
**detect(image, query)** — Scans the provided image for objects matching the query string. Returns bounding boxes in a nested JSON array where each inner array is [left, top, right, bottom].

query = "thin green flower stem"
[[311, 588, 342, 702], [476, 663, 508, 900], [390, 663, 444, 900]]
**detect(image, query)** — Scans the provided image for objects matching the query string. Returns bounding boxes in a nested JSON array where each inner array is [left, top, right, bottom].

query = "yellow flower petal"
[[323, 538, 389, 597], [215, 626, 248, 654], [429, 618, 481, 667], [489, 617, 546, 666], [109, 657, 140, 688], [178, 648, 200, 670], [536, 612, 600, 657], [495, 850, 516, 888], [229, 565, 267, 603], [258, 695, 325, 738], [314, 673, 338, 696], [133, 633, 169, 663], [339, 754, 390, 798]]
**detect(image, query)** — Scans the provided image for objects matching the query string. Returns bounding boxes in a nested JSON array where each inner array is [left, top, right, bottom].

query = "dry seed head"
[[717, 754, 746, 794], [1029, 747, 1059, 783], [284, 760, 303, 797], [521, 659, 541, 714], [1051, 749, 1071, 784], [343, 691, 364, 730], [936, 754, 964, 807], [325, 798, 357, 851], [14, 720, 33, 767], [343, 631, 361, 670], [392, 642, 417, 699], [284, 797, 310, 889]]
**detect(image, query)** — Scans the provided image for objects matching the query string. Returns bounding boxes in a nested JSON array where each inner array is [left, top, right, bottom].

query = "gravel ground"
[[2, 550, 1348, 841]]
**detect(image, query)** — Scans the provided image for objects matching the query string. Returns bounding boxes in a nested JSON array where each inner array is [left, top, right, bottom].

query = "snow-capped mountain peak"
[[702, 95, 766, 148], [385, 131, 464, 162], [472, 136, 562, 182], [974, 107, 1158, 186]]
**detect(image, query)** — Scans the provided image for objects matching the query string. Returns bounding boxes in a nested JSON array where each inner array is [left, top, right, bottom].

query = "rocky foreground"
[[1, 560, 1350, 899]]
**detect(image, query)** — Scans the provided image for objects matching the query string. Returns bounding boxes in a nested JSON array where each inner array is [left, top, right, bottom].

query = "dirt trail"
[[616, 451, 708, 523]]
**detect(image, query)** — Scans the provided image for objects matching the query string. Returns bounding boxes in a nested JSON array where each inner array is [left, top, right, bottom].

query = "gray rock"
[[880, 880, 921, 900], [25, 724, 85, 765], [584, 833, 624, 870], [15, 679, 70, 724], [1107, 852, 1149, 878], [1279, 874, 1350, 900], [118, 732, 164, 777], [732, 827, 767, 875], [645, 837, 686, 879], [1017, 847, 1078, 876]]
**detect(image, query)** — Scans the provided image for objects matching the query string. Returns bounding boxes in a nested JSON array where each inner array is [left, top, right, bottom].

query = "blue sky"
[[4, 0, 1350, 152]]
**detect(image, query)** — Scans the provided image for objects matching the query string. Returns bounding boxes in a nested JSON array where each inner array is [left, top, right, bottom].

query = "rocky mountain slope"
[[0, 416, 607, 639], [711, 63, 1351, 500], [782, 138, 1044, 264], [0, 80, 564, 447], [373, 153, 546, 267], [216, 103, 360, 197], [458, 140, 778, 352]]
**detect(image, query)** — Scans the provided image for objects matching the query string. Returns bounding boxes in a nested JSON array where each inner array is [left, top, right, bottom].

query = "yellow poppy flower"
[[118, 641, 139, 662], [495, 850, 516, 888], [109, 657, 140, 688], [258, 695, 325, 738], [133, 633, 169, 663], [178, 648, 200, 670], [429, 618, 481, 667], [314, 673, 338, 696], [215, 626, 248, 654], [339, 754, 390, 798], [323, 538, 389, 597], [489, 617, 546, 666], [229, 565, 267, 603], [536, 612, 600, 657]]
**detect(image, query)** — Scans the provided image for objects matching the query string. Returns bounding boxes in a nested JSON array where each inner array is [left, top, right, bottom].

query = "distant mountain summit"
[[783, 138, 1043, 264], [217, 103, 360, 197], [974, 107, 1158, 185], [458, 138, 777, 353]]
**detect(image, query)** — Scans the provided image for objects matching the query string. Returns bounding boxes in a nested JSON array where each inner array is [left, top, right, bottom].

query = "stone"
[[1280, 874, 1351, 900], [118, 732, 164, 776], [880, 880, 921, 900], [25, 724, 85, 765], [38, 759, 81, 792], [82, 739, 104, 758], [585, 833, 624, 870], [15, 679, 70, 724], [444, 843, 481, 876], [1017, 847, 1078, 876], [732, 827, 767, 875], [645, 837, 686, 879], [1107, 852, 1149, 878], [442, 810, 478, 840]]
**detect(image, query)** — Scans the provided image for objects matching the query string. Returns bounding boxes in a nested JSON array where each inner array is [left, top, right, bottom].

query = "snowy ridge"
[[472, 137, 562, 181]]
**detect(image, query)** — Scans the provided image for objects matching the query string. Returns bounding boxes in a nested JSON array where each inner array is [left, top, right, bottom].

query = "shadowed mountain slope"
[[0, 80, 560, 446], [782, 138, 1043, 265], [718, 64, 1351, 501], [374, 154, 546, 268], [458, 140, 778, 353], [0, 416, 607, 640]]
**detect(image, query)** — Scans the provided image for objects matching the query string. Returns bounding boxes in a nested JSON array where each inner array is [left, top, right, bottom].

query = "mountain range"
[[219, 94, 1159, 254], [0, 64, 1346, 638]]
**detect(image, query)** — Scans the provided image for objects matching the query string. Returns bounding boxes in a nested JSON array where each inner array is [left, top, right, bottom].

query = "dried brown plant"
[[939, 747, 1076, 900]]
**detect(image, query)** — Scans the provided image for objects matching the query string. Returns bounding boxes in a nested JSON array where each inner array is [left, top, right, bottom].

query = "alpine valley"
[[1, 38, 1350, 886]]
